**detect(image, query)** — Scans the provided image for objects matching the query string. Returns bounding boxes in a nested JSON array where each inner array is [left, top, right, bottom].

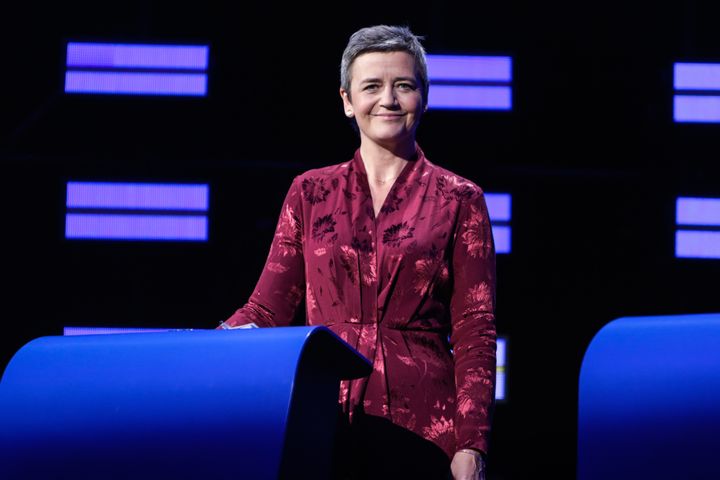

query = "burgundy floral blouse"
[[223, 145, 496, 459]]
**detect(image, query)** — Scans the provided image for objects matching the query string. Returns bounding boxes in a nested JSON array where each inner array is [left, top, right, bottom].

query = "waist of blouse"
[[323, 321, 446, 335]]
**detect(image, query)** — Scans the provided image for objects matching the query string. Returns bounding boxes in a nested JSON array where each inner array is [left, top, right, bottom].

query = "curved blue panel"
[[578, 313, 720, 480], [0, 326, 371, 479]]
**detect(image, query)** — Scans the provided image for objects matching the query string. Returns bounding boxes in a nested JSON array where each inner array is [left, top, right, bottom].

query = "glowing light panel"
[[65, 71, 207, 96], [496, 337, 507, 401], [67, 182, 208, 211], [65, 182, 209, 242], [65, 42, 209, 96], [675, 196, 720, 258], [67, 43, 208, 69], [485, 193, 512, 222], [426, 55, 512, 82], [426, 54, 512, 111], [673, 62, 720, 123], [65, 213, 207, 241]]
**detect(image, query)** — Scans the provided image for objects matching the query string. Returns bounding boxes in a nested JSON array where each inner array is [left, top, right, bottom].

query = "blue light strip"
[[673, 62, 720, 123], [64, 327, 176, 336], [426, 54, 512, 111], [674, 63, 720, 91], [426, 55, 512, 82], [65, 71, 207, 96], [65, 181, 209, 242], [677, 197, 720, 226], [65, 213, 208, 241], [491, 225, 512, 255], [67, 182, 209, 211], [675, 196, 720, 259], [485, 193, 512, 254], [66, 43, 209, 70], [485, 193, 512, 222], [65, 42, 209, 96], [496, 337, 507, 401], [674, 95, 720, 123], [676, 231, 720, 259], [428, 85, 512, 110]]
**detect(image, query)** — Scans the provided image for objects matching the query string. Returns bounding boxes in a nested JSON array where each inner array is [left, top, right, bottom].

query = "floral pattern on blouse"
[[223, 145, 496, 460]]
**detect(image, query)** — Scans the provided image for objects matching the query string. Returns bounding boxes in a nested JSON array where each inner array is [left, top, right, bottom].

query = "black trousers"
[[330, 411, 452, 480]]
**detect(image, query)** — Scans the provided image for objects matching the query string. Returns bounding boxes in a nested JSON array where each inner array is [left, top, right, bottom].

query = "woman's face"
[[340, 51, 425, 151]]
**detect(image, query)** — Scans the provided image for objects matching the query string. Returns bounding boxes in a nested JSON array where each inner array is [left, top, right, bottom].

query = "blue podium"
[[0, 326, 372, 479], [578, 313, 720, 479]]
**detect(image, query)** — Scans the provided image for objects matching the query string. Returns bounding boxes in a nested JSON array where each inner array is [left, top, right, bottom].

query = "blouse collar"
[[351, 143, 427, 185]]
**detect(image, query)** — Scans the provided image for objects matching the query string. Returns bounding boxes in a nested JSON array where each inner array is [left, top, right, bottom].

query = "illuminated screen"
[[675, 196, 720, 258], [65, 182, 209, 242], [426, 55, 512, 110], [64, 42, 209, 96], [486, 193, 512, 254], [673, 63, 720, 123]]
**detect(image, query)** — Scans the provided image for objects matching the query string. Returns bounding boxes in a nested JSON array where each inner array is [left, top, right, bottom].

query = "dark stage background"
[[2, 3, 719, 478]]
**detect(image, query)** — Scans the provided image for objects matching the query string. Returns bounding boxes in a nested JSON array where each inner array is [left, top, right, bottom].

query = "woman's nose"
[[380, 86, 399, 108]]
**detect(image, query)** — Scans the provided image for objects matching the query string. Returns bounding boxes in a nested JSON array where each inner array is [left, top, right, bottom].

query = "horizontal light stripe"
[[496, 372, 506, 401], [676, 197, 720, 226], [64, 327, 175, 336], [428, 85, 511, 110], [65, 71, 207, 96], [673, 95, 720, 123], [426, 55, 512, 82], [485, 193, 512, 222], [496, 337, 506, 401], [676, 230, 720, 259], [66, 43, 209, 70], [492, 225, 511, 254], [497, 337, 506, 367], [674, 63, 720, 91], [65, 213, 208, 241], [67, 182, 209, 211]]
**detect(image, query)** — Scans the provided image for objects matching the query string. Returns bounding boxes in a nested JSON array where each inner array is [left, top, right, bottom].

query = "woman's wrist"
[[456, 449, 485, 468]]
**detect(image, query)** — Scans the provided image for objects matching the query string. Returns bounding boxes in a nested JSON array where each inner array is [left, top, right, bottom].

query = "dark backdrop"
[[3, 2, 720, 478]]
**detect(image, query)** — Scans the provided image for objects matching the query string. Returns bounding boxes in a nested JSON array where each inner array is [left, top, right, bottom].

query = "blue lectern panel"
[[578, 313, 720, 479], [0, 326, 371, 479]]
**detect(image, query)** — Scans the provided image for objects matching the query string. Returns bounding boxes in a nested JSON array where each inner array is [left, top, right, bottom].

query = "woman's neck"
[[359, 141, 416, 183]]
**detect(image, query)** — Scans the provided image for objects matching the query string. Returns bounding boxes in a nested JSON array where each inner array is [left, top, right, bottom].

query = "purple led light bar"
[[491, 225, 511, 254], [67, 182, 209, 211], [674, 63, 720, 91], [496, 337, 506, 401], [673, 95, 720, 123], [675, 230, 720, 259], [65, 213, 208, 241], [428, 85, 511, 110], [64, 42, 209, 96], [673, 62, 720, 123], [676, 197, 720, 226], [66, 43, 209, 70], [427, 55, 512, 82], [65, 71, 207, 96], [485, 193, 512, 222], [425, 54, 512, 111], [64, 327, 176, 336]]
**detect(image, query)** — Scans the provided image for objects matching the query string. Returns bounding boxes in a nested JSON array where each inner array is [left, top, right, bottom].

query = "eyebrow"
[[359, 76, 418, 84]]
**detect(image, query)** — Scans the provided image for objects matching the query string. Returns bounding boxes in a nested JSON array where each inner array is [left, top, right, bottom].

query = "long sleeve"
[[222, 176, 306, 328], [448, 189, 497, 456]]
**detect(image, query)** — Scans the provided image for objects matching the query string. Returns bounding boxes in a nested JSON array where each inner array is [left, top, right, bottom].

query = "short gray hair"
[[340, 25, 429, 106]]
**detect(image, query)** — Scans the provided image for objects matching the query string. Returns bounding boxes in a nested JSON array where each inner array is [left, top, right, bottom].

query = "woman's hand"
[[450, 449, 485, 480]]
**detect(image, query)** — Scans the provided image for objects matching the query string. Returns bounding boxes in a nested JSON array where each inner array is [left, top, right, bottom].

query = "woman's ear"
[[340, 88, 354, 117]]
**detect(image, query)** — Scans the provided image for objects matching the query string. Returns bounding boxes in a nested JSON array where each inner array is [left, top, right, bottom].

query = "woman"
[[220, 25, 496, 480]]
